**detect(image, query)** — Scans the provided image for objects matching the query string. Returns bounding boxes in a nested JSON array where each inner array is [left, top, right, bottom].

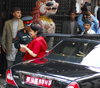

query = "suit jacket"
[[2, 19, 24, 55], [0, 33, 1, 45], [62, 20, 81, 35]]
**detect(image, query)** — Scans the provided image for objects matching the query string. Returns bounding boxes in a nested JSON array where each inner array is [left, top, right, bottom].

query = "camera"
[[81, 2, 91, 12]]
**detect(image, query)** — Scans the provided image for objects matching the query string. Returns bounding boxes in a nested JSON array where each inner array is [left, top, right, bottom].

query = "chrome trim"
[[13, 75, 19, 79], [76, 73, 100, 81], [17, 71, 72, 83]]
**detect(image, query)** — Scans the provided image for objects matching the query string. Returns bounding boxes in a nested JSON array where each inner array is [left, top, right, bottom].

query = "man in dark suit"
[[62, 8, 81, 35]]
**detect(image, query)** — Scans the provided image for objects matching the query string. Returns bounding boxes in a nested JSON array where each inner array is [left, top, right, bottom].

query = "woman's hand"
[[20, 44, 27, 49], [20, 44, 27, 52], [20, 44, 37, 57]]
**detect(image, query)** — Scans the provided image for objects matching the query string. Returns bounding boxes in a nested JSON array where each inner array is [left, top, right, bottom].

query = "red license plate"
[[25, 75, 52, 88]]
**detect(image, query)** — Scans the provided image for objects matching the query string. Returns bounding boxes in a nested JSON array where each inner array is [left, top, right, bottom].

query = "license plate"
[[25, 75, 52, 87]]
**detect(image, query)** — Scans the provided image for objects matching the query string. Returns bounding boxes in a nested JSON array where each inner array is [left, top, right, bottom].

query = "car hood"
[[11, 58, 98, 79]]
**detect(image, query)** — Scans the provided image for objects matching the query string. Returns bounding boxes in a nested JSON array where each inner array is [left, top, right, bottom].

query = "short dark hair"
[[84, 19, 91, 25], [69, 8, 76, 14], [12, 7, 21, 13]]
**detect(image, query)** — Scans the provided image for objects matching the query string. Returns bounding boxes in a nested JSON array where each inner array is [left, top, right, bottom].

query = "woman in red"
[[20, 24, 47, 61]]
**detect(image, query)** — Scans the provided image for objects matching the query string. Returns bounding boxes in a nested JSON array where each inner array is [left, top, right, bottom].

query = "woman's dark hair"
[[31, 23, 45, 37]]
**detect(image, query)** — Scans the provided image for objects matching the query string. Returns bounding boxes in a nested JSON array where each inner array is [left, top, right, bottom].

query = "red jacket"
[[23, 36, 47, 61]]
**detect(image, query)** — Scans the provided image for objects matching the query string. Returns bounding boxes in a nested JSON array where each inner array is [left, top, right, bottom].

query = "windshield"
[[46, 39, 99, 63]]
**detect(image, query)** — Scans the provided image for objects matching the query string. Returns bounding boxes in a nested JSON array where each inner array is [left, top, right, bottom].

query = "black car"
[[5, 37, 100, 88]]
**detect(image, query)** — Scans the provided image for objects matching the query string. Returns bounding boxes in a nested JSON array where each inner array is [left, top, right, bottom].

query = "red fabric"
[[99, 21, 100, 27], [23, 20, 33, 24], [23, 36, 47, 61], [15, 37, 17, 40]]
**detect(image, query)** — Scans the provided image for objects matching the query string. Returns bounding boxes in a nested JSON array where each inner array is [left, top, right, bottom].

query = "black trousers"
[[0, 48, 7, 75]]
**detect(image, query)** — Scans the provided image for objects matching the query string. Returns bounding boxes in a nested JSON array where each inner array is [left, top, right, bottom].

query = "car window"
[[46, 40, 99, 63], [81, 44, 100, 67]]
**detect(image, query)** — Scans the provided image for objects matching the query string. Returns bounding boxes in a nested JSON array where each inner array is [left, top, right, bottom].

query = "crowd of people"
[[62, 1, 100, 35], [0, 7, 47, 76], [62, 11, 100, 35], [0, 1, 100, 76]]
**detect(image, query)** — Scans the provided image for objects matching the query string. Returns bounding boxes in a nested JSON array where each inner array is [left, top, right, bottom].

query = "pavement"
[[0, 75, 6, 88]]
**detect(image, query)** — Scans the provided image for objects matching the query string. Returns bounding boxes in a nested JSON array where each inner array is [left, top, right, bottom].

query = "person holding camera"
[[78, 2, 99, 34], [81, 19, 95, 34], [94, 0, 100, 27]]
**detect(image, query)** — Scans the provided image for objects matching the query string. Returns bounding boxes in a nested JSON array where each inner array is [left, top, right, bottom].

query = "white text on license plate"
[[25, 75, 52, 87]]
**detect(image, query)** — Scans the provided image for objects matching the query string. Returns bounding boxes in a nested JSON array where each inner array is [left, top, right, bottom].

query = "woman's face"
[[29, 29, 37, 38]]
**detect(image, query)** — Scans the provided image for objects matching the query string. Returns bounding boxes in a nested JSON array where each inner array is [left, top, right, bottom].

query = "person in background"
[[94, 0, 100, 27], [0, 33, 1, 53], [0, 33, 1, 76], [81, 19, 95, 34], [2, 7, 24, 67], [78, 10, 99, 34], [14, 16, 33, 64], [20, 24, 47, 62], [62, 8, 81, 35]]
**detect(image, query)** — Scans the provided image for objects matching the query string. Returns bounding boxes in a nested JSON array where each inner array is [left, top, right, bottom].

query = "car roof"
[[69, 34, 100, 41], [45, 33, 100, 48], [45, 33, 100, 41], [63, 37, 100, 43]]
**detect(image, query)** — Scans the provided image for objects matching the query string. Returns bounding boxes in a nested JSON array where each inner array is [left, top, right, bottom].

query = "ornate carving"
[[30, 0, 59, 34]]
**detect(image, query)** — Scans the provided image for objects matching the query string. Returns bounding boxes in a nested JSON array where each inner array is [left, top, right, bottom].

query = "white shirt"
[[87, 28, 96, 34], [70, 21, 75, 34], [81, 28, 96, 34], [13, 19, 19, 38], [6, 19, 19, 61], [94, 6, 99, 19]]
